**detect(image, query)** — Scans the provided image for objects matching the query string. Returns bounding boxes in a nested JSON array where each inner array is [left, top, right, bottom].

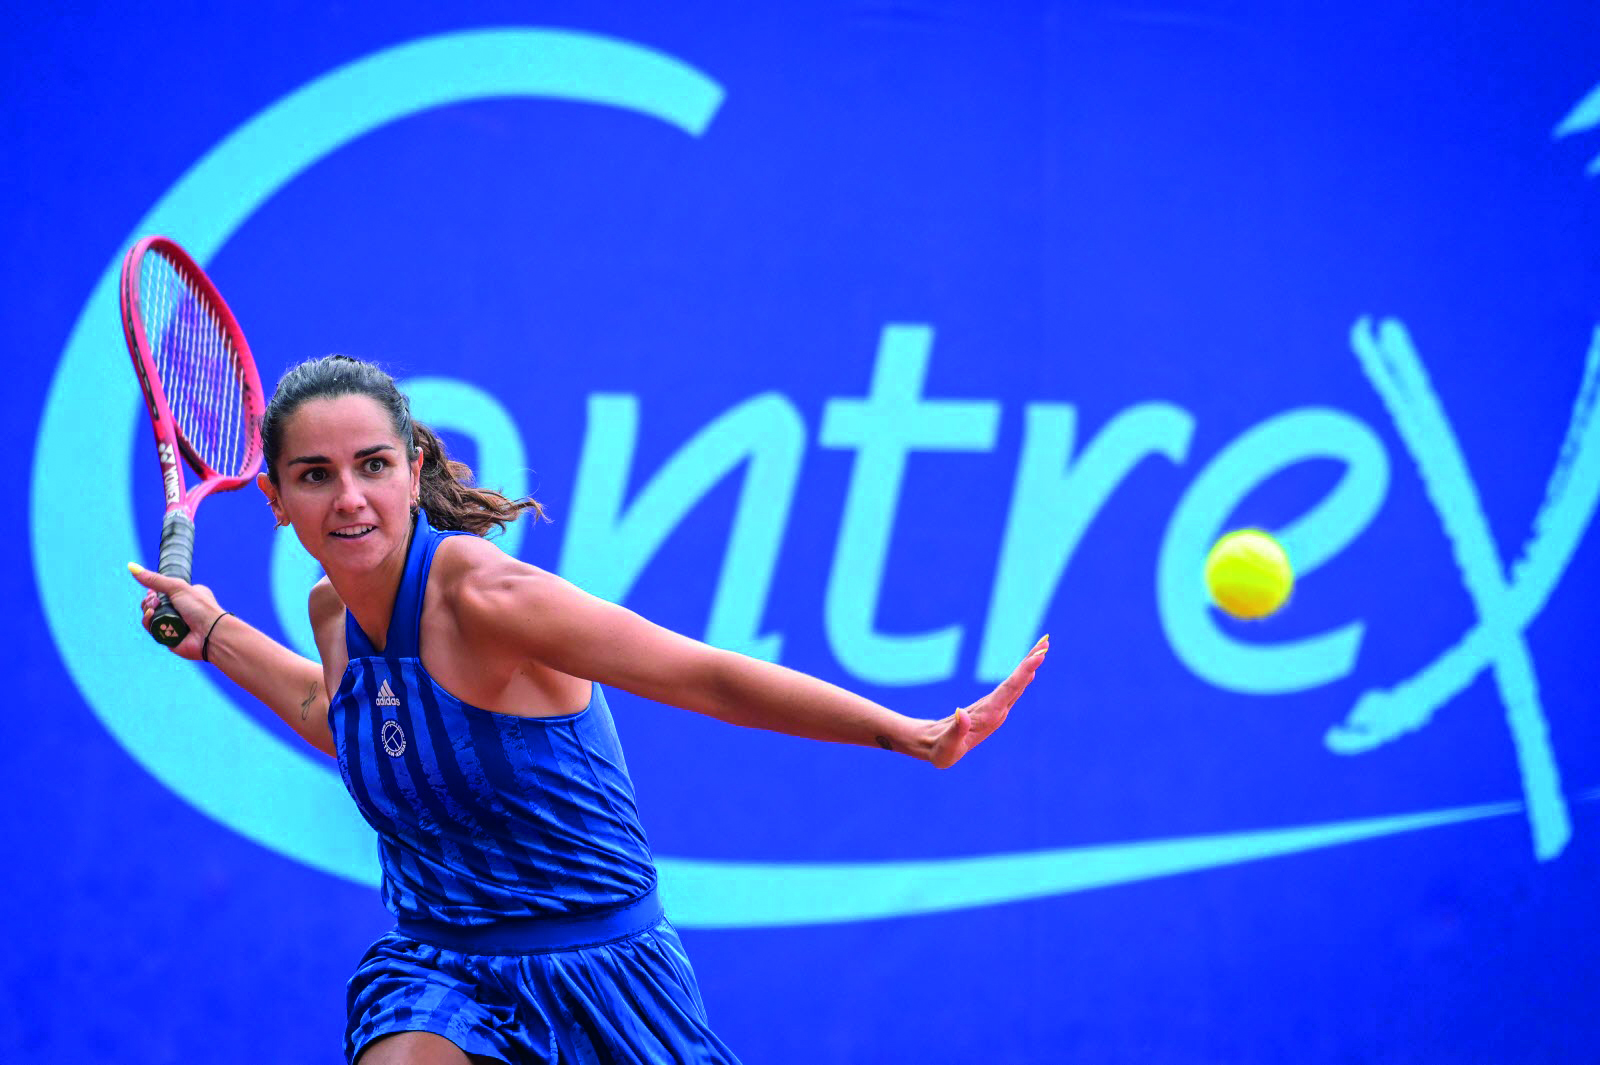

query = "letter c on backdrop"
[[31, 28, 725, 893]]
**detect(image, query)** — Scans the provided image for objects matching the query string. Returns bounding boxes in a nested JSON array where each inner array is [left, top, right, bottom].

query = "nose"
[[332, 471, 366, 513]]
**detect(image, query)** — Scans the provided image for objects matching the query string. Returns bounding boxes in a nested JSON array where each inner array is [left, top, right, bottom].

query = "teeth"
[[333, 525, 375, 538]]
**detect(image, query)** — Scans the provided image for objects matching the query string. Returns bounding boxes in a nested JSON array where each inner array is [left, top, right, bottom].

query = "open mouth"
[[330, 525, 376, 540]]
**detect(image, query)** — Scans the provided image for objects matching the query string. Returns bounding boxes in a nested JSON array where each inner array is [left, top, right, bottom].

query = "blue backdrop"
[[5, 3, 1599, 1062]]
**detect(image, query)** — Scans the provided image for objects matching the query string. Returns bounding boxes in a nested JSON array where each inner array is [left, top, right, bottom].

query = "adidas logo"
[[375, 679, 401, 708]]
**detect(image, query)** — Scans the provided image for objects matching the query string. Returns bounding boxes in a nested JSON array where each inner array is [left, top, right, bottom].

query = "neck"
[[326, 519, 416, 652]]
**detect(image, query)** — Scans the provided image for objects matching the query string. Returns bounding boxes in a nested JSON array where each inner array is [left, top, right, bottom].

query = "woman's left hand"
[[929, 635, 1049, 769]]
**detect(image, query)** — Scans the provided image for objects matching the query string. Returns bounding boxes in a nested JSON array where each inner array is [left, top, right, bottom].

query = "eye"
[[299, 467, 328, 484], [364, 456, 389, 474]]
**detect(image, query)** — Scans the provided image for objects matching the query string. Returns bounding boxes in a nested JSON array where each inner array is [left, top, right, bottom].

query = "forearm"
[[696, 650, 941, 761], [203, 614, 335, 757]]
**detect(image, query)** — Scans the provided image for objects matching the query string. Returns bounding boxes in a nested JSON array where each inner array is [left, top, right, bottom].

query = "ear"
[[257, 472, 287, 527], [410, 449, 423, 502]]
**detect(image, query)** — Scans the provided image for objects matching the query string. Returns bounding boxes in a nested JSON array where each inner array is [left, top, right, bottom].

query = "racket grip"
[[149, 510, 196, 648]]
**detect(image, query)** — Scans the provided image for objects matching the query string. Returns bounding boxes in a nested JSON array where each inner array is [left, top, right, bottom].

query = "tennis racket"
[[119, 236, 265, 648]]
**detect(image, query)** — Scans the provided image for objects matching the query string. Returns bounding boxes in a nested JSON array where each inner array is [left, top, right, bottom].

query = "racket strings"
[[140, 251, 252, 478]]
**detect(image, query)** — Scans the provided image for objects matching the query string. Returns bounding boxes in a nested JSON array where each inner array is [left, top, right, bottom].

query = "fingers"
[[127, 561, 189, 595], [935, 636, 1049, 769], [1016, 634, 1049, 672], [999, 634, 1049, 698]]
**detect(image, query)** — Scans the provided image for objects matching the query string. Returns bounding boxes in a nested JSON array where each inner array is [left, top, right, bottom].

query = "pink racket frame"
[[119, 235, 266, 517]]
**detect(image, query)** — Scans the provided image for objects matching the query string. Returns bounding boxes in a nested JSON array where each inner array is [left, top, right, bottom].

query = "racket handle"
[[150, 510, 196, 648]]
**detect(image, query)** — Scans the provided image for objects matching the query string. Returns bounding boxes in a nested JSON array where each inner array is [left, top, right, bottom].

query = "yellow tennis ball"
[[1204, 529, 1293, 620]]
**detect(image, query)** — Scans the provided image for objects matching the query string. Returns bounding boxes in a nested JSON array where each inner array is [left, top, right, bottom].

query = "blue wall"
[[5, 3, 1598, 1061]]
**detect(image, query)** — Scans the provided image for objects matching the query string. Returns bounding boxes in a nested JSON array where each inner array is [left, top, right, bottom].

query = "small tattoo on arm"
[[300, 682, 321, 722], [875, 734, 894, 751]]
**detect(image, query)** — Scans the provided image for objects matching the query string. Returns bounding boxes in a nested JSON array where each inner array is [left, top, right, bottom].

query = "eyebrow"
[[286, 443, 398, 467]]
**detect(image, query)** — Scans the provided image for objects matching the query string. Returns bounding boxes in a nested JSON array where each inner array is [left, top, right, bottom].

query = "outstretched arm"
[[455, 554, 1048, 768], [128, 563, 335, 758], [660, 634, 1047, 768]]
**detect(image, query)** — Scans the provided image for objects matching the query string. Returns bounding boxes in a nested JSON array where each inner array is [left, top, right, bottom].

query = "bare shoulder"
[[431, 532, 534, 590], [431, 534, 573, 633], [308, 576, 344, 626]]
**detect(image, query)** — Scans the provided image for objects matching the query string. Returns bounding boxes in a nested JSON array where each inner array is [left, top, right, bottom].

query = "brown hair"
[[411, 421, 544, 535], [262, 354, 544, 536]]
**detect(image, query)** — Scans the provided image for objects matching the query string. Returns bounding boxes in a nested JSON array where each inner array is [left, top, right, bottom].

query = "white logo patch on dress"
[[380, 720, 407, 757], [375, 679, 401, 707]]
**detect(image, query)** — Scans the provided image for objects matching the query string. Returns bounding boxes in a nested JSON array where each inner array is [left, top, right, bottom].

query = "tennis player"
[[130, 354, 1048, 1065]]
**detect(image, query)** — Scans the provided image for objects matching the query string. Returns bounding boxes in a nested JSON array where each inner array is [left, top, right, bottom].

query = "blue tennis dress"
[[333, 512, 740, 1064]]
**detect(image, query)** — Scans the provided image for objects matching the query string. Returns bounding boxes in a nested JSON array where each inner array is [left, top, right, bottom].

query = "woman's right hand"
[[128, 562, 226, 662]]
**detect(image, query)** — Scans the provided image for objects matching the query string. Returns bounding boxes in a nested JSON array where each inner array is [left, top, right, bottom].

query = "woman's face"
[[258, 393, 422, 576]]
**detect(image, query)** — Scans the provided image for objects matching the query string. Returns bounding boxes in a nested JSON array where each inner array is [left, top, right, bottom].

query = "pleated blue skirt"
[[345, 903, 741, 1064]]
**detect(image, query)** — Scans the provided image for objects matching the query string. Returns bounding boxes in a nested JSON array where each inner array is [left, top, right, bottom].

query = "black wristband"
[[201, 611, 233, 663]]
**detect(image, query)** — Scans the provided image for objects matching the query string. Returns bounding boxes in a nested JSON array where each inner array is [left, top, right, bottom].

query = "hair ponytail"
[[412, 421, 544, 535], [262, 354, 545, 538]]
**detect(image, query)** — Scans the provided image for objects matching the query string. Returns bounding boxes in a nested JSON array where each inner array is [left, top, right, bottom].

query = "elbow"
[[306, 724, 337, 759], [690, 648, 762, 726]]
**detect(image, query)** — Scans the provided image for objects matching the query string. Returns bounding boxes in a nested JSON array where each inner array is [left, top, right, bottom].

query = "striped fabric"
[[343, 919, 741, 1063], [331, 512, 658, 927]]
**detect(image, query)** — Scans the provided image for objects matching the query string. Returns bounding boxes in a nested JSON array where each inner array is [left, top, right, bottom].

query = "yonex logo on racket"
[[157, 442, 182, 506], [375, 680, 401, 708]]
